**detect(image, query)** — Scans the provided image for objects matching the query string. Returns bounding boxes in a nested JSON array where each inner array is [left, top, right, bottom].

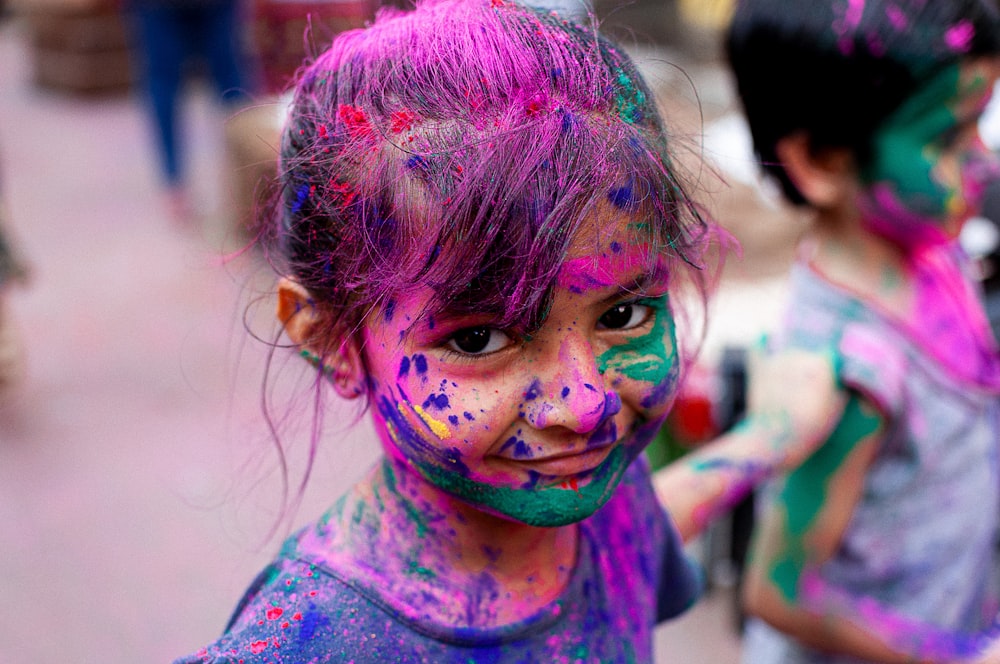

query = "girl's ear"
[[276, 277, 367, 400], [776, 132, 855, 209]]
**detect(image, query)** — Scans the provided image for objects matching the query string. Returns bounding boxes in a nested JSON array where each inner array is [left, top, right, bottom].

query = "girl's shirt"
[[743, 242, 1000, 664], [174, 456, 702, 664]]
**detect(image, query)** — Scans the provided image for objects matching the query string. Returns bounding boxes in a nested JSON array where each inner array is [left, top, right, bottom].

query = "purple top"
[[174, 456, 702, 663]]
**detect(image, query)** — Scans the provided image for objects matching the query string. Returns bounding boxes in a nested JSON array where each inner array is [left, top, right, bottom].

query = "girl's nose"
[[522, 335, 616, 433]]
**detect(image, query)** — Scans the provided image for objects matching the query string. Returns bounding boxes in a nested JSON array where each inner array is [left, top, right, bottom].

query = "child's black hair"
[[726, 0, 1000, 205]]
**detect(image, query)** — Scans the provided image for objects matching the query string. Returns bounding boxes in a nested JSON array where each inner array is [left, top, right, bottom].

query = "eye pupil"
[[600, 304, 633, 329], [453, 327, 491, 353]]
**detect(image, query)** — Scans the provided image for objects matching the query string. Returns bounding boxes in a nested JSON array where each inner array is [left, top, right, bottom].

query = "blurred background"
[[0, 0, 808, 661]]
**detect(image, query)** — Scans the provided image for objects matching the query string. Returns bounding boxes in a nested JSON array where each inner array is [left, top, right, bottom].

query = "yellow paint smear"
[[406, 403, 452, 440]]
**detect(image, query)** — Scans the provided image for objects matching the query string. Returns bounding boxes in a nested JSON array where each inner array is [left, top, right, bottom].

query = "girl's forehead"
[[557, 208, 665, 292]]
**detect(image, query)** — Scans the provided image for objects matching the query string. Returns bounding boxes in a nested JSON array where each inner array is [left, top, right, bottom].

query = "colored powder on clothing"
[[769, 393, 881, 602]]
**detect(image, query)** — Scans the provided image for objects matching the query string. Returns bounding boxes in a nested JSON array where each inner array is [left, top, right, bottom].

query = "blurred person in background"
[[0, 162, 29, 391], [128, 0, 254, 224]]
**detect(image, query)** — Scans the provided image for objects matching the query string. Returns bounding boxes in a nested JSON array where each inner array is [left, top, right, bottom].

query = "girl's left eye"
[[445, 327, 513, 355], [598, 302, 652, 330]]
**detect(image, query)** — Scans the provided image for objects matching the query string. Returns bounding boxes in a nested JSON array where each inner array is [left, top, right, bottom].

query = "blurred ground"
[[0, 6, 801, 662]]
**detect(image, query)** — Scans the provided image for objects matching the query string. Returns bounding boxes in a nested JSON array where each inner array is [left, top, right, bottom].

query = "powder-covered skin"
[[859, 59, 1000, 248], [171, 458, 702, 664], [363, 204, 679, 528]]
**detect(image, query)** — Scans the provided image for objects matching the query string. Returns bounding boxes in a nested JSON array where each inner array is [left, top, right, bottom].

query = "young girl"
[[174, 1, 846, 661], [723, 1, 1000, 662]]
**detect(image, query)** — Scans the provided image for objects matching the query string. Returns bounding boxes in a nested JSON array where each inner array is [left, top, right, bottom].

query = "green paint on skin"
[[383, 459, 430, 539], [862, 64, 963, 217], [406, 557, 436, 580], [597, 296, 676, 383], [768, 393, 882, 602], [414, 445, 634, 527]]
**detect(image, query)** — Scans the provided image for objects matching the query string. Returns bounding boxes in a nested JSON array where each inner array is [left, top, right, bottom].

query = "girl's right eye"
[[445, 327, 512, 355]]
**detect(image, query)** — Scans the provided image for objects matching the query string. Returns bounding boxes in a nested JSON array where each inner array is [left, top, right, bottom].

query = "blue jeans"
[[131, 0, 251, 187]]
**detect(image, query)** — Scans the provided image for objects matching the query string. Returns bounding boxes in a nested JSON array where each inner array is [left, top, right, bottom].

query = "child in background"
[[721, 0, 1000, 662], [0, 163, 27, 391], [174, 1, 850, 661]]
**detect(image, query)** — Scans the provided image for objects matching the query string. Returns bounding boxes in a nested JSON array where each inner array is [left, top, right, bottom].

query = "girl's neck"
[[806, 208, 914, 316], [317, 456, 578, 629]]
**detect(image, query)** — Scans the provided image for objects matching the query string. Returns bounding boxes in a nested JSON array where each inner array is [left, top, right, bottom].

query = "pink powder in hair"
[[945, 20, 975, 53]]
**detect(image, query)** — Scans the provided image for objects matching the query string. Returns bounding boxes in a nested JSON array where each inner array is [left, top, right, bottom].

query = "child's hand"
[[742, 343, 846, 471]]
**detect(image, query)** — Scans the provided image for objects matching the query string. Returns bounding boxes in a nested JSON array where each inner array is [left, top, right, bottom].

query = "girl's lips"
[[495, 443, 617, 477]]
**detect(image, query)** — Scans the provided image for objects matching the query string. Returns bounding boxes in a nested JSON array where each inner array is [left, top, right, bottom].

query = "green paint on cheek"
[[597, 297, 676, 384], [769, 393, 882, 602], [863, 64, 962, 217]]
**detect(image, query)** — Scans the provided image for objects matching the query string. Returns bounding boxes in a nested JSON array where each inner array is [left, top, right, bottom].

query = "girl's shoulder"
[[172, 544, 432, 664]]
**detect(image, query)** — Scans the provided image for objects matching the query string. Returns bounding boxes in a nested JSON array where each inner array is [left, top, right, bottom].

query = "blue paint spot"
[[443, 447, 466, 468], [291, 184, 310, 214], [413, 354, 428, 374], [463, 411, 475, 421], [600, 391, 623, 419], [561, 386, 570, 398], [523, 470, 542, 489], [405, 154, 427, 170], [448, 415, 459, 425], [608, 184, 639, 211], [610, 241, 623, 253], [561, 110, 577, 134], [422, 393, 450, 410], [384, 298, 396, 322], [584, 383, 597, 392], [298, 605, 330, 642], [427, 317, 435, 330], [500, 436, 520, 452], [397, 356, 410, 379], [524, 379, 542, 401], [641, 376, 675, 408]]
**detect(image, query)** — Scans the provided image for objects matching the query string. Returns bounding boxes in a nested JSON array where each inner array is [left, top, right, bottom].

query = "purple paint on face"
[[423, 393, 450, 410], [360, 204, 680, 525], [414, 354, 428, 374], [524, 379, 542, 401], [398, 356, 411, 379], [500, 435, 533, 459]]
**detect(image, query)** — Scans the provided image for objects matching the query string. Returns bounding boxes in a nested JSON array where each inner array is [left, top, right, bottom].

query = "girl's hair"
[[726, 0, 1000, 206], [263, 0, 711, 375]]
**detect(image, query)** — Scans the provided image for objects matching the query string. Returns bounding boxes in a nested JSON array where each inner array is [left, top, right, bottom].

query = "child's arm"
[[738, 395, 993, 663], [652, 347, 846, 542]]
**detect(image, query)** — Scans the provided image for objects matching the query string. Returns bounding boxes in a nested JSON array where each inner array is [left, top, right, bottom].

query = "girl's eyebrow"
[[596, 270, 670, 306]]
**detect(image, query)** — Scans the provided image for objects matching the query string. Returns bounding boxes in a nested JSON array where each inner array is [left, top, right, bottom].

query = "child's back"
[[726, 1, 1000, 661]]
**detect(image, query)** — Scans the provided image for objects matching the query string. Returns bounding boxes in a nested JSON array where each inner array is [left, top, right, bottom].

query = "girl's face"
[[859, 57, 1000, 249], [361, 203, 679, 527]]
